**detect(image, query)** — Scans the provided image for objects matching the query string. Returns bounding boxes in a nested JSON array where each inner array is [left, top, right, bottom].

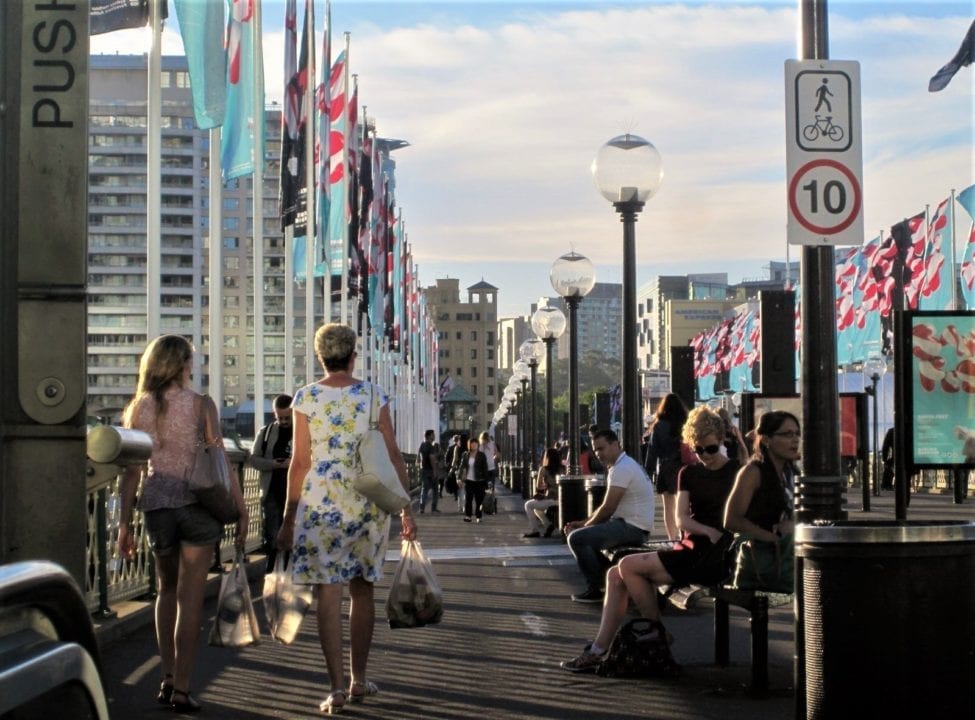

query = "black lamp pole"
[[529, 359, 538, 473], [566, 295, 582, 474], [615, 198, 644, 459], [542, 337, 556, 449]]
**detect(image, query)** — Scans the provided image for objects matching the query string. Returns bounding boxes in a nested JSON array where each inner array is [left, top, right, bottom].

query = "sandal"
[[348, 680, 378, 703], [157, 674, 174, 705], [171, 689, 201, 714], [319, 690, 346, 715]]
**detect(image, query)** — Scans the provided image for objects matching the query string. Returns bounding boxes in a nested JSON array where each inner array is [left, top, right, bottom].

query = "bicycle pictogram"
[[802, 114, 844, 143]]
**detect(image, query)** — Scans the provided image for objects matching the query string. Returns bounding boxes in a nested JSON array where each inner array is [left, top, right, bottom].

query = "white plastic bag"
[[209, 551, 260, 647], [262, 552, 314, 644], [386, 540, 444, 629]]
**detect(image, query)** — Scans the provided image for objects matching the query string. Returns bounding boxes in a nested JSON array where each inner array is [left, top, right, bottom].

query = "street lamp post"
[[531, 304, 566, 449], [513, 360, 532, 497], [863, 354, 888, 505], [592, 134, 663, 459], [551, 251, 596, 474], [519, 338, 545, 475]]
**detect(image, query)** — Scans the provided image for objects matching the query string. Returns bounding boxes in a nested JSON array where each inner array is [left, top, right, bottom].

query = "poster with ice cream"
[[910, 313, 975, 466]]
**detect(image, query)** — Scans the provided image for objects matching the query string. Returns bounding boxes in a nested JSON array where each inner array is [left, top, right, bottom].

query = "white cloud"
[[89, 2, 973, 317]]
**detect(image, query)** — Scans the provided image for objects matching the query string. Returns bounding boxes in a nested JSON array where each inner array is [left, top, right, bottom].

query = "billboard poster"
[[909, 312, 975, 467], [839, 394, 859, 457]]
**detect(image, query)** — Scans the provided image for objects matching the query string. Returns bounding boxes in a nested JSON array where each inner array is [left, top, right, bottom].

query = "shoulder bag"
[[188, 395, 241, 524], [352, 386, 411, 514]]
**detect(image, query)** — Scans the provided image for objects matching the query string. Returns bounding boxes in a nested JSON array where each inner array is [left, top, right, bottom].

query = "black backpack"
[[597, 619, 680, 679]]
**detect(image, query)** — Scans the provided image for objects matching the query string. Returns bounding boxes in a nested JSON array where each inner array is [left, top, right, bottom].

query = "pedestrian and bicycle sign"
[[785, 59, 863, 246]]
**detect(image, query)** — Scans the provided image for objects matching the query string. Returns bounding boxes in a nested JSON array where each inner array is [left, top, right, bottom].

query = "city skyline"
[[92, 1, 974, 318]]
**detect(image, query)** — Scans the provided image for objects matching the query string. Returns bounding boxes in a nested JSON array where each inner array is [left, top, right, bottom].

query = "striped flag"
[[326, 49, 349, 275], [891, 212, 927, 310], [279, 0, 306, 231], [919, 198, 953, 310], [957, 184, 975, 309]]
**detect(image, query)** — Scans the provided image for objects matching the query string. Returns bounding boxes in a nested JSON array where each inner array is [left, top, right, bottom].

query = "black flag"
[[91, 0, 167, 36], [929, 19, 975, 92]]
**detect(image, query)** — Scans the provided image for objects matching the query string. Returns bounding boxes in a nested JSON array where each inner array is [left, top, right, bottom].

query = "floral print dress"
[[290, 380, 392, 585]]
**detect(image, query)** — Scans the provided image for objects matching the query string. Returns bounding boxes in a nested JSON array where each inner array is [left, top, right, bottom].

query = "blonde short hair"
[[314, 323, 357, 370], [681, 405, 726, 446]]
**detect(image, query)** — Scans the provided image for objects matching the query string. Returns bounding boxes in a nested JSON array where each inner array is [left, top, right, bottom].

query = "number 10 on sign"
[[788, 158, 862, 244]]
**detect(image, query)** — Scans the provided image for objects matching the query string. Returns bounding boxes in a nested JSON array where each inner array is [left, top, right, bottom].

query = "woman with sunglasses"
[[560, 406, 738, 673], [722, 410, 799, 593]]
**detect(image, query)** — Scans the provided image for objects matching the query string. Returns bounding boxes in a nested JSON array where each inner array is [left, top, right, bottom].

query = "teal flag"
[[172, 0, 226, 129], [221, 0, 264, 179]]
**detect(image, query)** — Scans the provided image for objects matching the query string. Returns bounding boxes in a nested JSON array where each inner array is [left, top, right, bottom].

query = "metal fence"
[[84, 450, 419, 615]]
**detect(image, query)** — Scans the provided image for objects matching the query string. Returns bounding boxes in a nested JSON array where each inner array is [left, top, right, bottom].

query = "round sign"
[[788, 159, 862, 235]]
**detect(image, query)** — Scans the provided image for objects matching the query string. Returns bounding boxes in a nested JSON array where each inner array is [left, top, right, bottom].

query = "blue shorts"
[[143, 504, 223, 556]]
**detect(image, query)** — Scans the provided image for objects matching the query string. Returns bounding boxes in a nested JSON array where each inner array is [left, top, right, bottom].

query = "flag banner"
[[959, 184, 975, 309], [929, 19, 975, 92], [890, 212, 927, 310], [314, 0, 332, 278], [91, 0, 160, 35], [839, 245, 882, 364], [221, 0, 265, 180], [172, 0, 226, 129], [326, 50, 349, 275], [919, 198, 953, 310], [279, 0, 306, 231]]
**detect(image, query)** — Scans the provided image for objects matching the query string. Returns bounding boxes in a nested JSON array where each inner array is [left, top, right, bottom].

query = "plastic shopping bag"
[[209, 551, 260, 647], [262, 552, 314, 644], [386, 540, 444, 629]]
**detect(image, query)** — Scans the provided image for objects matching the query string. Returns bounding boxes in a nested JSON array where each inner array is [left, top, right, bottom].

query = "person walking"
[[117, 334, 248, 714], [276, 323, 417, 715], [247, 393, 293, 573], [644, 393, 689, 540], [523, 447, 562, 538], [458, 436, 489, 523], [417, 429, 440, 514], [480, 431, 499, 487]]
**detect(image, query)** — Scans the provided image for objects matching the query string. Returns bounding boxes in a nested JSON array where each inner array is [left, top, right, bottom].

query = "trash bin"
[[585, 475, 606, 515], [796, 520, 975, 718], [557, 474, 588, 530]]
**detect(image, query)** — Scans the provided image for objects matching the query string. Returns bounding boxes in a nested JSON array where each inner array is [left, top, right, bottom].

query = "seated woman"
[[723, 410, 799, 591], [523, 448, 561, 538], [560, 406, 740, 673]]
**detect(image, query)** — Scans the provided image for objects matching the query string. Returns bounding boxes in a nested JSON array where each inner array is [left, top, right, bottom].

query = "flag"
[[889, 212, 926, 310], [91, 0, 163, 35], [221, 0, 265, 180], [919, 198, 953, 310], [278, 0, 305, 230], [326, 49, 349, 275], [958, 183, 975, 309], [172, 0, 226, 130], [929, 19, 975, 92], [314, 0, 333, 277]]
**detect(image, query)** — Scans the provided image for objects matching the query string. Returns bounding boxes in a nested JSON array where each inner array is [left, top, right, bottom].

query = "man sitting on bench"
[[563, 428, 654, 604], [561, 407, 738, 673]]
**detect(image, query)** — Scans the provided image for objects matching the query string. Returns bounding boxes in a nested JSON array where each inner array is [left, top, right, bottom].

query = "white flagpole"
[[252, 0, 266, 424], [305, 0, 317, 379], [209, 130, 223, 403], [146, 0, 162, 344]]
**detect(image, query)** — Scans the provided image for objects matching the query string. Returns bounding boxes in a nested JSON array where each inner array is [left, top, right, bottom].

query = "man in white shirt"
[[564, 428, 655, 603]]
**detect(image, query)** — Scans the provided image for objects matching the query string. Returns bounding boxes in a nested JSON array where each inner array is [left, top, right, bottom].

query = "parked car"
[[0, 560, 109, 719]]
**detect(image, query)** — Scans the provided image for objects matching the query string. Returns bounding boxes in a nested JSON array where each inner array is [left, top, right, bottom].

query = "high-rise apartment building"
[[425, 278, 498, 435], [87, 55, 311, 430]]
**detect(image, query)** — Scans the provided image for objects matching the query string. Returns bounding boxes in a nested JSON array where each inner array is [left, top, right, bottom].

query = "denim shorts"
[[143, 504, 223, 556]]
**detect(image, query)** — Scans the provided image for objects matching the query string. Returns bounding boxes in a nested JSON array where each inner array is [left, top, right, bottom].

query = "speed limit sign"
[[785, 60, 864, 245]]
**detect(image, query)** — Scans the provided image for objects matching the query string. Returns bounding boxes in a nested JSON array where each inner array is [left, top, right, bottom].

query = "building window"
[[456, 368, 462, 376], [487, 385, 494, 396], [471, 367, 477, 378], [486, 331, 494, 346], [455, 331, 462, 340], [470, 349, 477, 359], [470, 331, 477, 341], [487, 403, 494, 413], [487, 367, 494, 378], [486, 349, 494, 360], [471, 384, 478, 395]]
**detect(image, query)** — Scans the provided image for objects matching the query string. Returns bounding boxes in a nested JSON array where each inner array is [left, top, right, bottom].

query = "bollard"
[[557, 474, 588, 530]]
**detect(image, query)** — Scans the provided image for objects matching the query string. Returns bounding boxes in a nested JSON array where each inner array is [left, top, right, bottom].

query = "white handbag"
[[352, 387, 411, 514]]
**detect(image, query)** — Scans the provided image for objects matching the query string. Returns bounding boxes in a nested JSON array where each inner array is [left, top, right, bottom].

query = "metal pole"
[[797, 0, 843, 525], [872, 375, 881, 498], [529, 360, 538, 472], [615, 201, 644, 459], [567, 296, 582, 474], [544, 337, 555, 449]]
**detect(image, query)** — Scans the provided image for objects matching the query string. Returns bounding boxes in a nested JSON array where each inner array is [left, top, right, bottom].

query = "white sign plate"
[[785, 59, 864, 246]]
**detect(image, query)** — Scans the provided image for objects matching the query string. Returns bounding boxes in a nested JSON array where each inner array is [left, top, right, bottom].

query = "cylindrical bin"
[[510, 465, 524, 496], [796, 521, 975, 718], [585, 475, 606, 515], [557, 474, 588, 530]]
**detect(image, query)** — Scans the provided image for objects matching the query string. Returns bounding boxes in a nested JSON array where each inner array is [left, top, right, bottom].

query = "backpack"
[[597, 619, 680, 679]]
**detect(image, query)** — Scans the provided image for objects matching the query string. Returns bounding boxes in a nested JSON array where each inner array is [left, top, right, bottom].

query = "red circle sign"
[[788, 159, 862, 235]]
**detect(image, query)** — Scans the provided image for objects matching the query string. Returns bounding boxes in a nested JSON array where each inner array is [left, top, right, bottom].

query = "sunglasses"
[[694, 444, 721, 455]]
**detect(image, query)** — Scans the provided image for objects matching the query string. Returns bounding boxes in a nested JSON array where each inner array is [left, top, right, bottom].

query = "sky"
[[91, 1, 975, 318]]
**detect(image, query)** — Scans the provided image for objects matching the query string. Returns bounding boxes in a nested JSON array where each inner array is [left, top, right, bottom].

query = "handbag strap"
[[367, 384, 380, 430], [197, 394, 217, 447]]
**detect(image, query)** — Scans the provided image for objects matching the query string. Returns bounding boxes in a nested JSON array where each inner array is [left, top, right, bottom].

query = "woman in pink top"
[[117, 335, 248, 714]]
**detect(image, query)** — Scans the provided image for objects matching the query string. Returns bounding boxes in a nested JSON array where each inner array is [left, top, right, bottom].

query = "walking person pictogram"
[[814, 78, 833, 112]]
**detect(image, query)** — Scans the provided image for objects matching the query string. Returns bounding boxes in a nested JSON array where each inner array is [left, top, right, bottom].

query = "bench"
[[601, 542, 793, 694]]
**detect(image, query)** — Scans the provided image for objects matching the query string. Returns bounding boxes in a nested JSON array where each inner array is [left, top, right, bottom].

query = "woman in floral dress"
[[278, 324, 417, 715]]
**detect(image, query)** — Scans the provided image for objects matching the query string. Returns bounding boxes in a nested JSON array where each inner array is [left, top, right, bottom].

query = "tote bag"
[[352, 387, 410, 514], [187, 396, 240, 524]]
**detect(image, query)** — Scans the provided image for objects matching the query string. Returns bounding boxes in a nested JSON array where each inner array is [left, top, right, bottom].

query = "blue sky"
[[92, 1, 974, 317]]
